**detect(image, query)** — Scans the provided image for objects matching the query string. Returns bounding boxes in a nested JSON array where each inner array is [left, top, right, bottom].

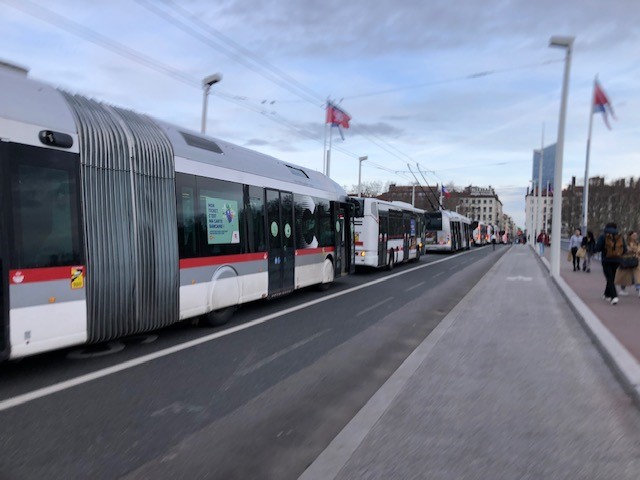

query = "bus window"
[[9, 145, 82, 269]]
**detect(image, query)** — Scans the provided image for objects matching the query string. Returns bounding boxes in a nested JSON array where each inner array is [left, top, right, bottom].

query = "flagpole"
[[323, 100, 329, 175], [582, 76, 596, 235], [327, 123, 333, 178], [537, 123, 544, 239]]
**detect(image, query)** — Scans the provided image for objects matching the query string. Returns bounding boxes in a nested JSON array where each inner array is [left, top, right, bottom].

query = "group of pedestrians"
[[576, 223, 640, 306]]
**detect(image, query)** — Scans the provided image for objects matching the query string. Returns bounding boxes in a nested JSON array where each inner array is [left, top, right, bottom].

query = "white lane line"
[[433, 271, 443, 278], [236, 329, 330, 376], [356, 297, 393, 317], [405, 281, 425, 292], [0, 247, 479, 412]]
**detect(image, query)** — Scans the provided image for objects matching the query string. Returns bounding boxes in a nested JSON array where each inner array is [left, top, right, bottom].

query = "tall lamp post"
[[357, 156, 368, 196], [549, 35, 574, 278], [201, 73, 222, 134]]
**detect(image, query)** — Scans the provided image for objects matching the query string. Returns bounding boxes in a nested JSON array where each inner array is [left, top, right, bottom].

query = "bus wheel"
[[317, 259, 334, 291], [202, 306, 236, 327], [387, 252, 394, 271]]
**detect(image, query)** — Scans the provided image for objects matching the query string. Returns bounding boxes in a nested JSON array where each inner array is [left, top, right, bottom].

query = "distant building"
[[525, 186, 553, 243], [532, 143, 556, 192], [447, 186, 504, 227], [378, 184, 514, 235]]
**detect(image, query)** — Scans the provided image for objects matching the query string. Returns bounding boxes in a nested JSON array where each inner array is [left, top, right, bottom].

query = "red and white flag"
[[326, 102, 351, 129]]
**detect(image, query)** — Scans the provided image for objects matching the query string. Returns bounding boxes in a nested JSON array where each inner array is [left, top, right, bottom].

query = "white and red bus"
[[424, 210, 471, 252], [352, 198, 424, 269], [0, 63, 355, 360]]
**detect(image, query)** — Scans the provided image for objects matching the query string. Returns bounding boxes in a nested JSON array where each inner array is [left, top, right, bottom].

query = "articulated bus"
[[352, 198, 424, 269], [424, 210, 472, 252], [0, 64, 355, 360]]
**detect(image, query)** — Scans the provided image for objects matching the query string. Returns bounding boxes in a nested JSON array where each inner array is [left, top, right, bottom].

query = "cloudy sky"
[[2, 0, 639, 226]]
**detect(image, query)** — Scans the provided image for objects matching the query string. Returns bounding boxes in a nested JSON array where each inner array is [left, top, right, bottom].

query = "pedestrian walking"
[[581, 231, 596, 272], [536, 230, 549, 256], [594, 222, 626, 305], [491, 233, 497, 251], [568, 228, 583, 271], [614, 231, 640, 297]]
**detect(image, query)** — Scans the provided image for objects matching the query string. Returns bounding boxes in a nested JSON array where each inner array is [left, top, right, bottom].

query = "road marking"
[[506, 276, 532, 281], [356, 297, 393, 317], [404, 281, 425, 292], [433, 272, 443, 278], [0, 247, 482, 412], [236, 329, 330, 376]]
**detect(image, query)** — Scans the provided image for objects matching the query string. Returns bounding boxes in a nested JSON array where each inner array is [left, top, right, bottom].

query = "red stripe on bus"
[[179, 252, 268, 269], [9, 266, 84, 284], [295, 247, 335, 256], [355, 241, 364, 246]]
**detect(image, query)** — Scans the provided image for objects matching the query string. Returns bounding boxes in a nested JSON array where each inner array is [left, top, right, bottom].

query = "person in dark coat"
[[581, 231, 596, 272], [594, 222, 627, 305]]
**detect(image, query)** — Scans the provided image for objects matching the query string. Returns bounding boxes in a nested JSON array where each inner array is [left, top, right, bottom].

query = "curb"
[[537, 253, 640, 410]]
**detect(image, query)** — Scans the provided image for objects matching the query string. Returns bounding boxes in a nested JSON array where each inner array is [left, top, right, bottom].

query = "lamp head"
[[202, 73, 222, 87], [549, 35, 574, 49]]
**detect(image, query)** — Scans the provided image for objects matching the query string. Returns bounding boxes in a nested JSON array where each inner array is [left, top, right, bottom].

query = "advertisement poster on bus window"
[[205, 197, 240, 244]]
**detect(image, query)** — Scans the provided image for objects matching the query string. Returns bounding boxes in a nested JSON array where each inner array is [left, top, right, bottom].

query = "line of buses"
[[0, 63, 492, 360]]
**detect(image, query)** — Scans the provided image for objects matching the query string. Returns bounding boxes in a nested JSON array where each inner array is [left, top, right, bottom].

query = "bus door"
[[334, 203, 353, 277], [266, 189, 294, 297], [403, 214, 411, 262], [378, 211, 388, 268], [0, 145, 7, 359]]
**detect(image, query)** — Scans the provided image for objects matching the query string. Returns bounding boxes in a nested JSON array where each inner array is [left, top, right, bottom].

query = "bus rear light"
[[360, 251, 366, 257], [48, 297, 56, 303]]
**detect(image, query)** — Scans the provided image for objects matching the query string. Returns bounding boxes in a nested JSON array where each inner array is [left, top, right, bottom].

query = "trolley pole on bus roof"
[[201, 73, 222, 134]]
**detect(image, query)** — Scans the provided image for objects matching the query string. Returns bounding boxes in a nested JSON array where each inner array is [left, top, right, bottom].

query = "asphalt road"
[[0, 245, 507, 479]]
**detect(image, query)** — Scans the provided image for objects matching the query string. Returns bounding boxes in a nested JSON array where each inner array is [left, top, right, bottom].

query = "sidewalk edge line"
[[538, 254, 640, 410], [298, 247, 512, 480]]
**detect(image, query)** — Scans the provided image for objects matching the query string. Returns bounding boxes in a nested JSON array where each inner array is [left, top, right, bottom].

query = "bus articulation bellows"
[[0, 64, 355, 360]]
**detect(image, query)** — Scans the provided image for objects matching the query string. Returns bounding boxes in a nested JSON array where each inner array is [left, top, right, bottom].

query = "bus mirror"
[[39, 130, 73, 149]]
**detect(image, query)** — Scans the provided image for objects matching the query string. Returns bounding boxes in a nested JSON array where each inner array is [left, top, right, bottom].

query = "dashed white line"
[[356, 297, 394, 317], [405, 281, 425, 292]]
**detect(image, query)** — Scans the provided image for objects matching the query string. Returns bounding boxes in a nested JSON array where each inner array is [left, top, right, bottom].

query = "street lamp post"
[[549, 35, 574, 278], [357, 156, 368, 196], [201, 73, 222, 134]]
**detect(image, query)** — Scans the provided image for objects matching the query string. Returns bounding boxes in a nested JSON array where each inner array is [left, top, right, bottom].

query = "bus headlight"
[[360, 251, 366, 257]]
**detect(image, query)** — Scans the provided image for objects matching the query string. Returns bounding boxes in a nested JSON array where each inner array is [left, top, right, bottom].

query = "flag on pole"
[[326, 102, 351, 129], [593, 81, 615, 129], [442, 185, 451, 199]]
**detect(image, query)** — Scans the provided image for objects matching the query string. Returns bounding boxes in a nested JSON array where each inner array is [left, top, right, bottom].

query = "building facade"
[[532, 143, 556, 192]]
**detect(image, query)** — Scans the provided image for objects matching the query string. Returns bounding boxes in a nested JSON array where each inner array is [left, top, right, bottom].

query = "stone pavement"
[[300, 245, 640, 480]]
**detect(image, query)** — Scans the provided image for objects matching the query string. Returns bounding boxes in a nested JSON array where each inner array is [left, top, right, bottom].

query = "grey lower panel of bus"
[[61, 93, 179, 343]]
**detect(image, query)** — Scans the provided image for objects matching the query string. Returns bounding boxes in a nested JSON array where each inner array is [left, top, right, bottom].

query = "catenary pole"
[[549, 35, 574, 278]]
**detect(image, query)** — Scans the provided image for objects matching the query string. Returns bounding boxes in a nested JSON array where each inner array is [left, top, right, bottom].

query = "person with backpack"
[[594, 222, 627, 305]]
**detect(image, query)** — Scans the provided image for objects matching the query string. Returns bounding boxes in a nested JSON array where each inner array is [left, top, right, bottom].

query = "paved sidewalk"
[[542, 245, 640, 364], [301, 246, 640, 480]]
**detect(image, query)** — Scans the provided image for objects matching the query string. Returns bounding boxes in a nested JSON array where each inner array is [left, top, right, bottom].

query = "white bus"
[[473, 222, 488, 246], [352, 198, 424, 269], [0, 64, 355, 360], [424, 210, 472, 252]]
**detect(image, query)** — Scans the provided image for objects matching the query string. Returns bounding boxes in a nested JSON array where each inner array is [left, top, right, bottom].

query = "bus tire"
[[201, 306, 236, 327], [317, 259, 334, 291]]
